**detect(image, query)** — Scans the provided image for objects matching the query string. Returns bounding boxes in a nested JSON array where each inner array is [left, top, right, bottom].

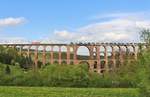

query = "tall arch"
[[107, 46, 114, 70], [31, 45, 38, 69], [113, 45, 120, 68], [37, 46, 44, 64], [76, 46, 90, 60], [61, 46, 67, 60], [53, 45, 59, 64], [60, 46, 67, 64], [46, 46, 51, 64], [99, 45, 108, 73]]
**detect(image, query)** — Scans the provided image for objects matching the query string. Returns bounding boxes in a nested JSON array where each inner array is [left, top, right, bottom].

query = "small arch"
[[93, 61, 97, 69], [54, 60, 59, 64], [61, 60, 67, 64], [108, 61, 114, 69], [101, 70, 105, 74], [116, 60, 121, 68], [100, 61, 105, 69], [70, 61, 74, 65], [79, 61, 90, 69]]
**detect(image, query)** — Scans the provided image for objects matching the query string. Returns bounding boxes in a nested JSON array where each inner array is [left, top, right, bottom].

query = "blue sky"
[[0, 0, 150, 43]]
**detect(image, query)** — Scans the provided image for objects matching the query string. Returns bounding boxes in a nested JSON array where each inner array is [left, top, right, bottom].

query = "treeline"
[[0, 46, 32, 69]]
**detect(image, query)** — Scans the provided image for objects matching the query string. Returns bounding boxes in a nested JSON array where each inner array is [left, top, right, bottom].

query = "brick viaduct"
[[0, 43, 148, 74]]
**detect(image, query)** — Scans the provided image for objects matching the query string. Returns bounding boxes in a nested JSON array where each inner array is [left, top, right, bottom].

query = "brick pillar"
[[104, 46, 108, 72], [89, 46, 94, 60], [27, 46, 31, 57], [73, 45, 78, 64], [118, 46, 123, 65], [34, 46, 38, 69], [125, 46, 129, 56], [58, 46, 61, 64], [132, 45, 137, 60], [67, 45, 70, 65], [89, 46, 94, 71], [96, 46, 101, 73], [12, 45, 16, 49], [42, 46, 46, 65], [125, 46, 129, 63], [19, 46, 23, 55], [50, 46, 54, 64], [111, 46, 115, 68]]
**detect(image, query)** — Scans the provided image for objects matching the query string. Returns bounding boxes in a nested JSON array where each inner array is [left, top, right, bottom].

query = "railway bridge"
[[0, 43, 148, 74]]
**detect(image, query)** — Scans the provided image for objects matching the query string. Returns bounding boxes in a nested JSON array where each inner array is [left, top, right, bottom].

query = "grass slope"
[[0, 86, 139, 97]]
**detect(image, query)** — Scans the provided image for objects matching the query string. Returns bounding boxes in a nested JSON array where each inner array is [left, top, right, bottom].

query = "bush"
[[136, 49, 150, 97], [5, 65, 11, 74], [0, 63, 120, 87]]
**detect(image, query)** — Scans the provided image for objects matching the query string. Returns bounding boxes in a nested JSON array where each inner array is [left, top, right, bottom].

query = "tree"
[[139, 28, 150, 97], [140, 29, 150, 44]]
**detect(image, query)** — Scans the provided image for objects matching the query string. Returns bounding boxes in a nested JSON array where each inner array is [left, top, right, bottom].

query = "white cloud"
[[1, 12, 150, 44], [90, 12, 148, 20], [0, 37, 29, 44], [0, 17, 28, 44], [0, 17, 26, 27], [49, 12, 150, 43]]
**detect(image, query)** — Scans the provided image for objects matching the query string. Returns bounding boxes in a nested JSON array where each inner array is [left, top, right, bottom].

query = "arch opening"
[[61, 46, 67, 59], [76, 46, 90, 60]]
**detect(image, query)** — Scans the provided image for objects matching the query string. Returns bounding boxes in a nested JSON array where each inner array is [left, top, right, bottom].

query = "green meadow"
[[0, 86, 139, 97]]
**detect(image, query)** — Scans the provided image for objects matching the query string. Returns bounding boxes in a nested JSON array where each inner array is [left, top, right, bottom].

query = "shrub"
[[5, 65, 11, 74], [136, 49, 150, 97]]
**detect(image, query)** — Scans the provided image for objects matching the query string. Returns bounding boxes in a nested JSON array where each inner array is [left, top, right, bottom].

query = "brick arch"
[[78, 61, 90, 69], [111, 45, 120, 68], [124, 45, 137, 60], [107, 45, 115, 69], [76, 46, 91, 60], [61, 45, 67, 60], [75, 46, 92, 70], [116, 45, 125, 65], [53, 60, 59, 64], [61, 60, 67, 64]]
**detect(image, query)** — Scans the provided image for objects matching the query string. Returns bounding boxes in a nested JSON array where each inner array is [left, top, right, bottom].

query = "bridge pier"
[[58, 46, 62, 65], [73, 45, 78, 64], [67, 45, 70, 65], [50, 46, 54, 64], [34, 46, 38, 69], [96, 46, 101, 73], [42, 46, 46, 65]]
